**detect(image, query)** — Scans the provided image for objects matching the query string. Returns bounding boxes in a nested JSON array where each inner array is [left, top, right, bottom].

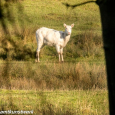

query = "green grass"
[[0, 0, 109, 114], [0, 0, 103, 61], [0, 0, 101, 38], [0, 89, 109, 115], [21, 0, 100, 31]]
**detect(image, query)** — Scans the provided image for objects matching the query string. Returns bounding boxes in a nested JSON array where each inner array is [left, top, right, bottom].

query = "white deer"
[[36, 23, 74, 62]]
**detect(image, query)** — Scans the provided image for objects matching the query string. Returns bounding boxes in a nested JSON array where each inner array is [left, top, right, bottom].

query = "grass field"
[[0, 89, 109, 115], [0, 0, 109, 114], [0, 61, 108, 114]]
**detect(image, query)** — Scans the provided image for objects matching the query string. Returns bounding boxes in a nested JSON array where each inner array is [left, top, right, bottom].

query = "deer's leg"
[[36, 48, 40, 62], [36, 42, 44, 62], [58, 53, 61, 62], [60, 48, 64, 62], [56, 45, 61, 62], [36, 50, 40, 62]]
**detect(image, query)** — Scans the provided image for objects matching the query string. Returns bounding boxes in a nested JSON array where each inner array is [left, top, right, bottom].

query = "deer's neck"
[[63, 32, 71, 47]]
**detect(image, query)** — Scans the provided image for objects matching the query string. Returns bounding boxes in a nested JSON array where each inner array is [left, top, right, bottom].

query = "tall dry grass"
[[0, 61, 107, 90]]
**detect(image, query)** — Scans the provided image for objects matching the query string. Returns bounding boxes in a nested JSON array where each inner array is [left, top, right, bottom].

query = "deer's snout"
[[68, 32, 71, 35]]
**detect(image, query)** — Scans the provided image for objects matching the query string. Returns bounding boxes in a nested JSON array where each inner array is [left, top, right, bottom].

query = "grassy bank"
[[0, 89, 109, 115]]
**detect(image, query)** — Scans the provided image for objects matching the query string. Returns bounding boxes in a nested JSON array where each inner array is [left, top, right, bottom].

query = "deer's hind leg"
[[36, 35, 44, 62]]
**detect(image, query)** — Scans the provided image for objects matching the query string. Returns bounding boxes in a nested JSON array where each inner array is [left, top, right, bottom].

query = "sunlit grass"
[[0, 61, 107, 90], [0, 89, 109, 115]]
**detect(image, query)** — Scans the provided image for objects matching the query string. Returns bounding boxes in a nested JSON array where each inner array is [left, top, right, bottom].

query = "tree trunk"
[[98, 1, 115, 114]]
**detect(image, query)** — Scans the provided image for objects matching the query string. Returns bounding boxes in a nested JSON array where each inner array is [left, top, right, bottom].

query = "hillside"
[[0, 0, 103, 61]]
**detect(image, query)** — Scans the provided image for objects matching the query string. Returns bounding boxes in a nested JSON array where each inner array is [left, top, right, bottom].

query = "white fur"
[[36, 23, 74, 62]]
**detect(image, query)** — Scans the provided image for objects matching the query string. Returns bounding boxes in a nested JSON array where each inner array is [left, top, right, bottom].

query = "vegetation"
[[0, 61, 106, 90], [0, 60, 108, 114], [0, 0, 102, 61], [0, 89, 109, 115], [0, 0, 108, 114]]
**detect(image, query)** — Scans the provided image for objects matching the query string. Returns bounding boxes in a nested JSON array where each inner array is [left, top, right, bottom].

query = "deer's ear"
[[64, 23, 67, 28], [71, 23, 74, 28]]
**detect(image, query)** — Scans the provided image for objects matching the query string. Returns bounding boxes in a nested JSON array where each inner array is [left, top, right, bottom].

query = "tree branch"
[[62, 1, 96, 9]]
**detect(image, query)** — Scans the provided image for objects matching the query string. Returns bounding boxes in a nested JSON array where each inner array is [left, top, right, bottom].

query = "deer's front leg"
[[56, 45, 61, 62], [60, 48, 64, 62]]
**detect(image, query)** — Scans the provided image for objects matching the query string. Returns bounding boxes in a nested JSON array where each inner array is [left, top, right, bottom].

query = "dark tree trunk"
[[98, 1, 115, 114]]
